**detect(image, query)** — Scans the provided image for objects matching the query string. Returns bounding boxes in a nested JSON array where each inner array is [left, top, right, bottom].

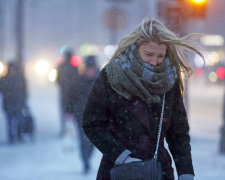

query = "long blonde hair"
[[112, 17, 207, 95]]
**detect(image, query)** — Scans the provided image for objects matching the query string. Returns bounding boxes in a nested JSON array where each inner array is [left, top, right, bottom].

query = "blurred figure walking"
[[73, 55, 100, 174], [0, 61, 27, 144], [56, 49, 80, 137]]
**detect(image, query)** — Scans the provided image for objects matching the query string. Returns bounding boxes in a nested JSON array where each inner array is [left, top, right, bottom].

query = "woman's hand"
[[114, 150, 141, 165], [123, 156, 142, 164]]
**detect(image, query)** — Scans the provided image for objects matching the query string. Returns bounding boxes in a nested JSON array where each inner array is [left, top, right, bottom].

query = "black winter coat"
[[57, 62, 79, 114], [0, 72, 27, 114], [82, 68, 194, 180]]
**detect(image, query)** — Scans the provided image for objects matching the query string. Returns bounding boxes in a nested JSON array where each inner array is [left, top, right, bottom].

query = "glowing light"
[[205, 51, 221, 66], [48, 69, 57, 82], [70, 56, 83, 67], [35, 60, 50, 76], [0, 62, 4, 74], [216, 67, 225, 80], [0, 62, 8, 77], [79, 44, 99, 56], [200, 35, 224, 46], [191, 0, 206, 4], [208, 72, 217, 83], [195, 67, 204, 77], [80, 44, 94, 56], [211, 52, 220, 63], [104, 45, 117, 58], [194, 54, 204, 67]]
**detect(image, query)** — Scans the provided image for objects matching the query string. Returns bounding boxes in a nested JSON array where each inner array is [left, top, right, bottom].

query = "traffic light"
[[157, 0, 208, 20], [191, 0, 206, 3], [187, 0, 208, 18]]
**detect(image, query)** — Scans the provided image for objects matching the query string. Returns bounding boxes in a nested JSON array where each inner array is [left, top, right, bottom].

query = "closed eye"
[[158, 54, 165, 58], [145, 53, 154, 57]]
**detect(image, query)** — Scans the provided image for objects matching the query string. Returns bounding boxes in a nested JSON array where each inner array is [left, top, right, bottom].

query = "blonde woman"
[[82, 18, 205, 180]]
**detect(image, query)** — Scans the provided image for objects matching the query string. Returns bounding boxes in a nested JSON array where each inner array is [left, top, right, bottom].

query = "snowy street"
[[1, 0, 225, 180], [0, 79, 225, 180]]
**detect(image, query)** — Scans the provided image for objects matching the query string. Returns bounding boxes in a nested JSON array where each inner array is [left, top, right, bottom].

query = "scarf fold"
[[106, 44, 177, 104]]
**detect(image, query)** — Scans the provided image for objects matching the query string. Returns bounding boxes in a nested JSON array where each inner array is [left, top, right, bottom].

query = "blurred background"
[[0, 0, 225, 179]]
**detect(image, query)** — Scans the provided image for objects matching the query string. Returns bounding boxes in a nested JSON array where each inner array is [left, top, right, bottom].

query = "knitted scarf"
[[105, 44, 177, 104]]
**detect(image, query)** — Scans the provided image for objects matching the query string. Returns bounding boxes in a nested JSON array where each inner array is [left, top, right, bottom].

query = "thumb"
[[124, 156, 142, 164]]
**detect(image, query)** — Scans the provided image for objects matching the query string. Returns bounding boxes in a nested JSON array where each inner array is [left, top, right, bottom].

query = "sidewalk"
[[0, 131, 224, 180], [191, 136, 225, 180], [188, 80, 225, 179]]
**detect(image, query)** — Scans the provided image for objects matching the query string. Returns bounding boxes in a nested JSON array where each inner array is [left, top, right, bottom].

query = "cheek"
[[138, 48, 146, 61], [141, 55, 150, 62]]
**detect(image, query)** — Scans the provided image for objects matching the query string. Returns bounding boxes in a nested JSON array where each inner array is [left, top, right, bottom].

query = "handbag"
[[110, 94, 165, 180], [21, 106, 34, 134]]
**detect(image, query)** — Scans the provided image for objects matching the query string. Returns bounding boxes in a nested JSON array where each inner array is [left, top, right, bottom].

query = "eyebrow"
[[144, 51, 166, 56]]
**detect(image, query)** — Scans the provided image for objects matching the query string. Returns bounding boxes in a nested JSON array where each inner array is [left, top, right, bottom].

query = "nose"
[[149, 57, 157, 66]]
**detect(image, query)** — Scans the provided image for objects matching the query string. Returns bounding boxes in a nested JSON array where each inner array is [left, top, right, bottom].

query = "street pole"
[[0, 0, 6, 60], [15, 0, 24, 65]]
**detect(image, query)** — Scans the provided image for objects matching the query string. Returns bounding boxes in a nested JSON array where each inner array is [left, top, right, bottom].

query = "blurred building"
[[2, 0, 157, 62], [1, 0, 225, 65]]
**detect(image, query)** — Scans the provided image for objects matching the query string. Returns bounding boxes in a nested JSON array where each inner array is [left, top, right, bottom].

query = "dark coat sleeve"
[[166, 82, 194, 176], [82, 70, 126, 162], [56, 65, 64, 88]]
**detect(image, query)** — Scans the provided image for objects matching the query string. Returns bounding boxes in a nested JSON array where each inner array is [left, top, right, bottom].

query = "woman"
[[82, 18, 206, 180]]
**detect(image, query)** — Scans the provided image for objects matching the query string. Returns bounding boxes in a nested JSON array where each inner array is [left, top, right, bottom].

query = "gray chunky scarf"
[[105, 44, 177, 104]]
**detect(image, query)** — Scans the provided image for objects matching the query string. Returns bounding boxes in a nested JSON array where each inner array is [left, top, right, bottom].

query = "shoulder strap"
[[154, 93, 165, 159]]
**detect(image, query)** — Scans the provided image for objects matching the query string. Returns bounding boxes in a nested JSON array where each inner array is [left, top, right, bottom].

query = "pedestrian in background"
[[56, 49, 80, 137], [82, 18, 207, 180], [0, 61, 27, 144], [72, 55, 100, 174]]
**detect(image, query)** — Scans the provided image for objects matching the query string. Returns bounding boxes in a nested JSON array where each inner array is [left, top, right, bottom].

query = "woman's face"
[[138, 40, 167, 66]]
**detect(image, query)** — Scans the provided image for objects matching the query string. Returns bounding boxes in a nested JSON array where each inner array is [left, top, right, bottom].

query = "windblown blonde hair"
[[112, 17, 207, 95]]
